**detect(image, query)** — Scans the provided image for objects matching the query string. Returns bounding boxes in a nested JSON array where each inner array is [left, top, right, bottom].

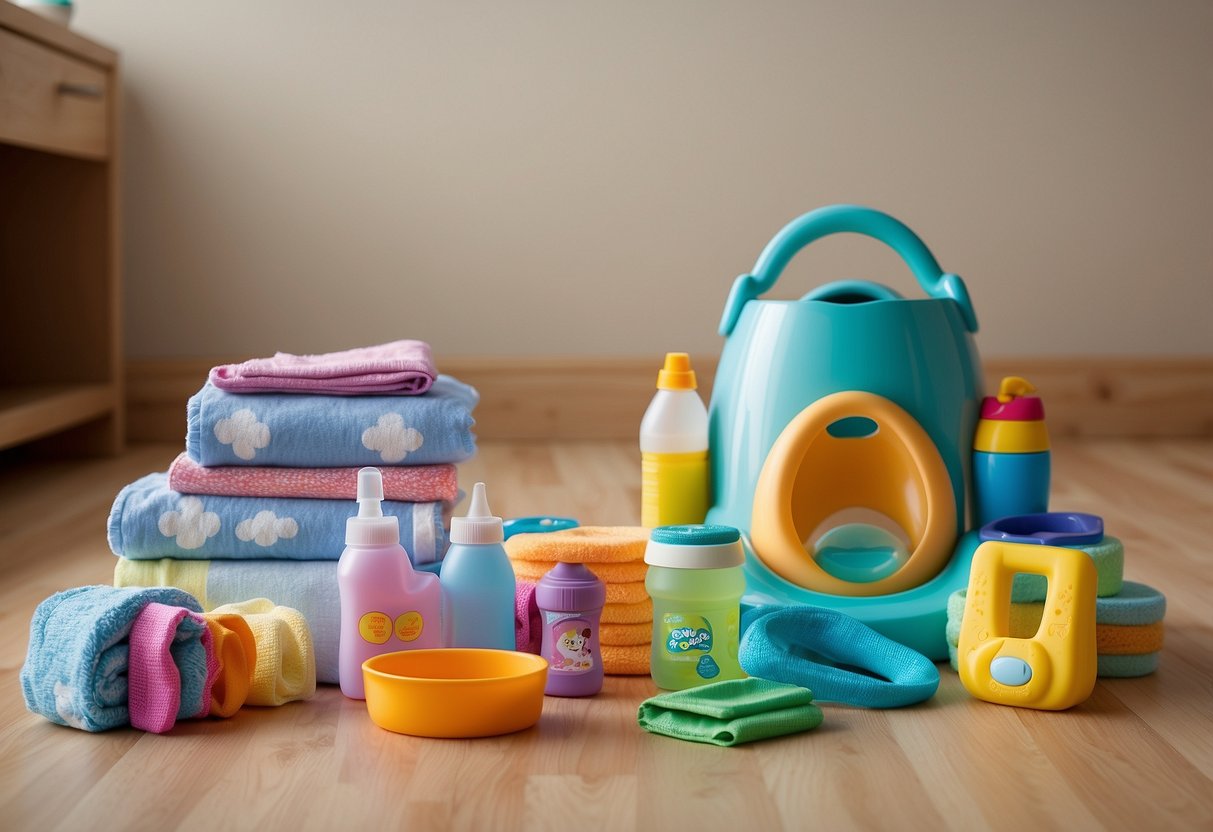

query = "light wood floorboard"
[[1, 440, 1210, 830]]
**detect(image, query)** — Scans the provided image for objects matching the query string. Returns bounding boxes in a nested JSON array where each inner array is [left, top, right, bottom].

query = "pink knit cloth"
[[209, 340, 436, 395], [168, 453, 459, 503], [515, 582, 542, 654], [129, 604, 218, 733]]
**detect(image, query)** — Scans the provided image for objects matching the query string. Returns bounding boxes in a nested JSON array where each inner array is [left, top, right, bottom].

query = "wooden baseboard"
[[125, 355, 1213, 442]]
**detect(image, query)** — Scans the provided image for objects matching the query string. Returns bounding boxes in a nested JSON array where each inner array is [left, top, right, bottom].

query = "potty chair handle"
[[718, 204, 979, 336]]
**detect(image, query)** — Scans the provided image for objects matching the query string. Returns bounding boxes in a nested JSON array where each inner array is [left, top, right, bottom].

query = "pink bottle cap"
[[980, 376, 1045, 421]]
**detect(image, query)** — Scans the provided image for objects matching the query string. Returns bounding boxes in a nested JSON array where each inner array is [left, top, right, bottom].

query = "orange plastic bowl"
[[362, 649, 549, 738]]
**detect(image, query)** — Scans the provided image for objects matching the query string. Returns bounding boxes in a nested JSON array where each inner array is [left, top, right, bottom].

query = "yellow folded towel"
[[605, 582, 650, 606], [601, 643, 650, 676], [115, 558, 209, 603], [505, 526, 649, 563], [202, 613, 257, 718], [211, 599, 316, 706], [511, 559, 648, 584], [600, 622, 652, 646], [602, 598, 653, 624]]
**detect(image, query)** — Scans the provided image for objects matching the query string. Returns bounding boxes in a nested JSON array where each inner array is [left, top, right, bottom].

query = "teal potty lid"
[[650, 524, 741, 546]]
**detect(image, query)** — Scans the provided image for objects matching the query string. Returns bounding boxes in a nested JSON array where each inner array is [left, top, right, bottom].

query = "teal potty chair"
[[705, 205, 983, 659]]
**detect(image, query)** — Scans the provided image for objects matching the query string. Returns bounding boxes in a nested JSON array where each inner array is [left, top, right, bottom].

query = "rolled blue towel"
[[109, 472, 446, 564], [21, 585, 203, 732], [186, 375, 478, 467], [740, 605, 940, 708]]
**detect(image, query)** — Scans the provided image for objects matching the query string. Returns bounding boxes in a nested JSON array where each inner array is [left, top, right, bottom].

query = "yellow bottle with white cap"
[[640, 353, 709, 528]]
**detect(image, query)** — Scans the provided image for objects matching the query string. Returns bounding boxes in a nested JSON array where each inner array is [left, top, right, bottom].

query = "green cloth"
[[637, 678, 823, 747]]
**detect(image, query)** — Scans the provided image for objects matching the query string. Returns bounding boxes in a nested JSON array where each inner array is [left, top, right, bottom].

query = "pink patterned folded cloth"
[[208, 340, 436, 395], [515, 581, 542, 655], [168, 453, 459, 503], [128, 604, 218, 733]]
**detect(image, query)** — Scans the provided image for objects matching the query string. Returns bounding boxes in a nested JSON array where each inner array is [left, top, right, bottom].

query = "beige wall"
[[73, 1, 1213, 360]]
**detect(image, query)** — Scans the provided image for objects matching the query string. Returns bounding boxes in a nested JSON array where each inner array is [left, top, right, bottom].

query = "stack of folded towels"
[[506, 527, 653, 675], [945, 533, 1167, 678], [110, 341, 479, 685]]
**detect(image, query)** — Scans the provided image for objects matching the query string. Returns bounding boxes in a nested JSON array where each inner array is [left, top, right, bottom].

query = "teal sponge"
[[1097, 652, 1161, 678]]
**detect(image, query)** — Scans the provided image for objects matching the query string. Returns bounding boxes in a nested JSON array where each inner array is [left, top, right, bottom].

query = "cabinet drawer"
[[0, 27, 109, 159]]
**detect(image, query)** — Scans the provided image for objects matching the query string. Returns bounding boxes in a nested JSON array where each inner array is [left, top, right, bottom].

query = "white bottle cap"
[[449, 482, 504, 545], [346, 467, 400, 546]]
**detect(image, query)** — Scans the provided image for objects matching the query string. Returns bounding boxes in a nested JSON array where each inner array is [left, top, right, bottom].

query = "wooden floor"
[[1, 440, 1211, 830]]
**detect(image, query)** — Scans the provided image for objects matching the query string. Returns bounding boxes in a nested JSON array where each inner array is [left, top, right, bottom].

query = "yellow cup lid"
[[656, 352, 697, 390]]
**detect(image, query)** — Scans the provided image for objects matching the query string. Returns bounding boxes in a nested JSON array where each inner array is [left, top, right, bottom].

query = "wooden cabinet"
[[0, 4, 122, 455]]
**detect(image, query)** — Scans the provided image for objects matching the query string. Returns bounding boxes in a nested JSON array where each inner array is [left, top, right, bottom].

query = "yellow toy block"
[[958, 541, 1097, 710]]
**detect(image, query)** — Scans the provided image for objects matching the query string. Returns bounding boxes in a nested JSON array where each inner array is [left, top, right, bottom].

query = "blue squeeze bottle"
[[440, 482, 517, 650]]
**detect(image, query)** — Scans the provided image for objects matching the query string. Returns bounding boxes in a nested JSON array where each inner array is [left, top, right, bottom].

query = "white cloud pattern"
[[54, 681, 86, 730], [235, 510, 299, 547], [158, 497, 221, 549], [214, 409, 270, 460], [361, 413, 424, 463]]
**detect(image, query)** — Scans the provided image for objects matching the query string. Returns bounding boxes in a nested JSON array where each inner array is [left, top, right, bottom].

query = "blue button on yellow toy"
[[989, 656, 1032, 687], [957, 541, 1097, 710]]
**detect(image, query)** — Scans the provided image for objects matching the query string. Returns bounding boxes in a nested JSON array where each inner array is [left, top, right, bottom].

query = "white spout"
[[449, 481, 504, 545], [468, 482, 491, 518], [357, 467, 384, 518]]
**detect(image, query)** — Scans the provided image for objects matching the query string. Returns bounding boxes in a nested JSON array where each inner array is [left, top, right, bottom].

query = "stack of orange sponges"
[[506, 526, 652, 675]]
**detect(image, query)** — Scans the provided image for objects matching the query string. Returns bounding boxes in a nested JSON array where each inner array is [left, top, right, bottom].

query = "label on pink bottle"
[[544, 612, 595, 674], [357, 610, 425, 644]]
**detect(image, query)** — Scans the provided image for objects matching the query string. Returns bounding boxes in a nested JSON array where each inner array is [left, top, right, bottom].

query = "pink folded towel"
[[167, 453, 459, 503], [209, 340, 437, 395], [516, 581, 542, 655], [129, 604, 217, 733]]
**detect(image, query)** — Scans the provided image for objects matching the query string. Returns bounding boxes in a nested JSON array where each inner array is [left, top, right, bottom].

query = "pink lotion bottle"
[[338, 467, 442, 699]]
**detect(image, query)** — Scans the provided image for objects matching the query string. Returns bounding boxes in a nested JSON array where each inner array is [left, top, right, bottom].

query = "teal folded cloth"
[[637, 678, 823, 747], [20, 585, 203, 732], [740, 605, 940, 708]]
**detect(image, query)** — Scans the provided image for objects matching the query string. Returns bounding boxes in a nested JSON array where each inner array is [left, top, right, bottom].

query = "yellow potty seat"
[[750, 391, 956, 597]]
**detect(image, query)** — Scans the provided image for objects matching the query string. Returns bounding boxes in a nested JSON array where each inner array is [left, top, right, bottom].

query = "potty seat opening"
[[750, 391, 957, 597]]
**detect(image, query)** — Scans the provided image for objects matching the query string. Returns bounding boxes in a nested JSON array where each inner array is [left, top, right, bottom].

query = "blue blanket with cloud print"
[[185, 375, 478, 467], [109, 473, 446, 564]]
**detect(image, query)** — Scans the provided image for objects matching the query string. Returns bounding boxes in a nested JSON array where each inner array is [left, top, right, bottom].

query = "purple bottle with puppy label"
[[536, 563, 606, 697]]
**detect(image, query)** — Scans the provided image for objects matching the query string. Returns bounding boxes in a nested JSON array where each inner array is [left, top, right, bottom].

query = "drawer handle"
[[56, 81, 104, 99]]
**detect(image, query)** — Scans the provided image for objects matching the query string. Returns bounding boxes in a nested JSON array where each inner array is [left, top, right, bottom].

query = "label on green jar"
[[662, 613, 713, 656]]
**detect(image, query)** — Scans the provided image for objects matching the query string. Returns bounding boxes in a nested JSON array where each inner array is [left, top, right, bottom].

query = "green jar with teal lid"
[[645, 524, 746, 690]]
